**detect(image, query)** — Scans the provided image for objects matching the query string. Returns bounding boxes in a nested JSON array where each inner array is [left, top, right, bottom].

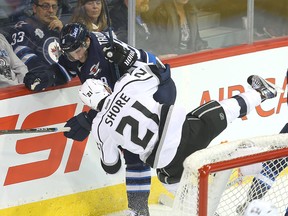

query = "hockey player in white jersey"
[[78, 63, 278, 194]]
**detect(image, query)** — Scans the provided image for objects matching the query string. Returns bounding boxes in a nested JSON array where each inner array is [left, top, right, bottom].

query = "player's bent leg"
[[124, 150, 151, 216], [220, 90, 261, 123]]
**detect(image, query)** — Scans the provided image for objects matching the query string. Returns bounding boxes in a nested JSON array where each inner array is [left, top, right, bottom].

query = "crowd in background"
[[0, 0, 287, 86], [0, 1, 287, 215]]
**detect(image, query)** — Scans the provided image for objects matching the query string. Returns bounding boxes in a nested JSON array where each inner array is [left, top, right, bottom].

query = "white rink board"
[[0, 86, 126, 209], [171, 46, 288, 146], [0, 46, 287, 209]]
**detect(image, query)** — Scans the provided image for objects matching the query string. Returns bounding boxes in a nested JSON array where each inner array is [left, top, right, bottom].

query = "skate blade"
[[265, 79, 284, 93]]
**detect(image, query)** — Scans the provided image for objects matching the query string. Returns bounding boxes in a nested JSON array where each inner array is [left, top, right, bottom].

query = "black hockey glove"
[[24, 70, 56, 91], [103, 43, 137, 72], [63, 110, 97, 141]]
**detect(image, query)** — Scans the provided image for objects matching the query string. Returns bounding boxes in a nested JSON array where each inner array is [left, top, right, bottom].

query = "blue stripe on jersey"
[[14, 45, 36, 63], [22, 53, 37, 64]]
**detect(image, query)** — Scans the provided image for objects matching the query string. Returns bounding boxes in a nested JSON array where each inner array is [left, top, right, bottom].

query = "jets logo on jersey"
[[43, 37, 61, 64], [89, 62, 102, 76]]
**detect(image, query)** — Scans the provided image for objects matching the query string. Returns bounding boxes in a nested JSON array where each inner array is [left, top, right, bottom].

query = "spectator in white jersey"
[[0, 33, 28, 87], [77, 63, 278, 194]]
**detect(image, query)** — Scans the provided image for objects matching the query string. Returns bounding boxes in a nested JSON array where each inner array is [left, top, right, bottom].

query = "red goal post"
[[172, 134, 288, 216]]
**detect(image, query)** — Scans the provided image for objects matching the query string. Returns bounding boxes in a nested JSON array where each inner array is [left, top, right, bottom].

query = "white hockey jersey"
[[0, 33, 28, 87], [91, 64, 186, 173]]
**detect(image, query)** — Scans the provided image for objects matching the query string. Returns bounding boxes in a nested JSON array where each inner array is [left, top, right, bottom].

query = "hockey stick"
[[103, 0, 120, 79], [0, 127, 70, 135]]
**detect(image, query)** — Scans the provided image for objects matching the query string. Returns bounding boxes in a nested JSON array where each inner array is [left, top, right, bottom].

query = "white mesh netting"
[[171, 134, 288, 216]]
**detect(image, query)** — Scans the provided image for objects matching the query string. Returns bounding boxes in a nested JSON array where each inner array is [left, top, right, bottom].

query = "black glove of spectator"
[[24, 71, 56, 91], [103, 43, 137, 71], [63, 110, 97, 141]]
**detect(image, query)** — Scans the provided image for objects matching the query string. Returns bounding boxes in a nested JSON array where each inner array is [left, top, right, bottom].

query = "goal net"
[[171, 134, 288, 216]]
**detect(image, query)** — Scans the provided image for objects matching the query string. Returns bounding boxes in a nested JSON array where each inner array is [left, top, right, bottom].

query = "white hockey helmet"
[[244, 199, 279, 216], [79, 79, 111, 110]]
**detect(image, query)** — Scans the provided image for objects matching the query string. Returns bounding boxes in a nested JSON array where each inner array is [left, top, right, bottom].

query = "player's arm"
[[102, 39, 137, 72], [102, 36, 171, 87], [98, 137, 122, 174], [100, 153, 122, 174], [23, 61, 71, 91]]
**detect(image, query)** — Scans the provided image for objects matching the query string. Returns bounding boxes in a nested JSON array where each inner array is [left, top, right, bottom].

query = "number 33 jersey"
[[91, 64, 186, 172]]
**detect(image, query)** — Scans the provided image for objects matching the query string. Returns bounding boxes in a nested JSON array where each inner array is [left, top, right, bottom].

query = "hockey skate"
[[124, 208, 150, 216], [247, 75, 279, 101], [236, 201, 249, 215]]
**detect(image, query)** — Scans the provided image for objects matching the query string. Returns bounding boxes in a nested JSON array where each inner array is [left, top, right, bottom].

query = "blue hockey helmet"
[[60, 23, 89, 53]]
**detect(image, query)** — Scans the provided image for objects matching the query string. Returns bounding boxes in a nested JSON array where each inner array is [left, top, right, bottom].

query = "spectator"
[[151, 0, 208, 55], [70, 0, 108, 32], [109, 0, 155, 51], [254, 0, 288, 38], [2, 0, 32, 24], [0, 33, 28, 87], [8, 0, 69, 91]]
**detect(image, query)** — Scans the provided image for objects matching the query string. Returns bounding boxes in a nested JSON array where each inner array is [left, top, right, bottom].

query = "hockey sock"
[[219, 91, 261, 123], [246, 157, 287, 202], [126, 163, 151, 216], [245, 124, 288, 202]]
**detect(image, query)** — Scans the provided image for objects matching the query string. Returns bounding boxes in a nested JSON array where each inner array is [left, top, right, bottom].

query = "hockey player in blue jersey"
[[23, 22, 176, 215]]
